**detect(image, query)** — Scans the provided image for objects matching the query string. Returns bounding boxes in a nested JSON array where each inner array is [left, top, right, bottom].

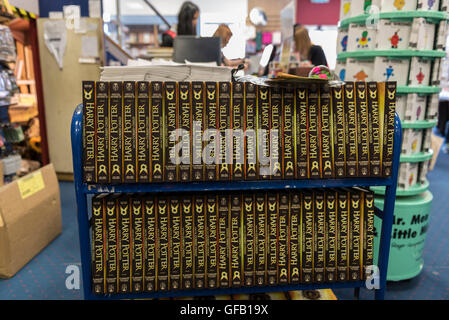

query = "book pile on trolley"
[[80, 72, 397, 297]]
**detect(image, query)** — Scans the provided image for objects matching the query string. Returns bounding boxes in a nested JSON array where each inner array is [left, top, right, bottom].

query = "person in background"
[[294, 26, 328, 67], [213, 24, 249, 69], [161, 1, 199, 47]]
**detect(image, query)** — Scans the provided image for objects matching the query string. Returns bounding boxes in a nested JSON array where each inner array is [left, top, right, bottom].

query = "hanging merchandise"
[[43, 19, 67, 69]]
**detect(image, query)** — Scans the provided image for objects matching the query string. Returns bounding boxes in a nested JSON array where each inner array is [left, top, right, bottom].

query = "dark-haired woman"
[[161, 1, 200, 47]]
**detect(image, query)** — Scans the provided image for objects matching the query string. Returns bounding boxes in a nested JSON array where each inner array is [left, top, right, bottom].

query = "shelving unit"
[[71, 102, 402, 300]]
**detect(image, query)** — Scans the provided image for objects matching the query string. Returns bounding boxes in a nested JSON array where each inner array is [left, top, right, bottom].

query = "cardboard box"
[[409, 57, 432, 86], [405, 94, 427, 122], [347, 23, 377, 52], [402, 129, 423, 155], [373, 57, 410, 85], [0, 164, 62, 278], [376, 20, 412, 50], [346, 58, 374, 82], [417, 0, 440, 11], [381, 0, 417, 12]]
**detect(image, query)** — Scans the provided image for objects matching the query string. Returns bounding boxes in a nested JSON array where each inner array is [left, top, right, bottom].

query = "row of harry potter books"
[[91, 188, 374, 295], [82, 80, 397, 184]]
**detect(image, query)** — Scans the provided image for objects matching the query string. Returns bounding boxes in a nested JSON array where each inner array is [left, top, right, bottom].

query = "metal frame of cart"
[[71, 103, 402, 300]]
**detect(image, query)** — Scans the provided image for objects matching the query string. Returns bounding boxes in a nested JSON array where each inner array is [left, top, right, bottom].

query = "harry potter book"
[[109, 81, 123, 183], [136, 82, 150, 183], [367, 82, 381, 177], [320, 84, 333, 179], [296, 86, 309, 179], [143, 196, 156, 292], [150, 81, 164, 182], [308, 85, 321, 179], [218, 82, 232, 181], [337, 190, 349, 282], [230, 194, 242, 287], [118, 196, 131, 293], [331, 85, 346, 178], [105, 195, 118, 294], [243, 194, 255, 286], [182, 195, 194, 289], [92, 195, 106, 294], [258, 86, 270, 179], [314, 191, 325, 283], [96, 81, 109, 183], [194, 195, 206, 289], [267, 193, 278, 285], [123, 82, 137, 183], [179, 82, 192, 182], [282, 88, 295, 179], [289, 192, 301, 284], [82, 81, 96, 183], [131, 197, 144, 292], [255, 193, 267, 286], [218, 195, 230, 288], [205, 82, 219, 181], [302, 191, 314, 284], [363, 190, 375, 280], [344, 82, 358, 177], [382, 82, 397, 177], [278, 192, 289, 285], [232, 82, 244, 181], [170, 196, 182, 290], [270, 87, 282, 179], [244, 82, 258, 180], [192, 82, 205, 182], [348, 189, 362, 282], [206, 194, 219, 288], [157, 196, 169, 291], [356, 82, 370, 177], [165, 81, 179, 182], [325, 191, 337, 283]]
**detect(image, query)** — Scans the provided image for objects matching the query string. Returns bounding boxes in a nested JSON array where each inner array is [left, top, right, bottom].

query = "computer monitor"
[[173, 36, 222, 65]]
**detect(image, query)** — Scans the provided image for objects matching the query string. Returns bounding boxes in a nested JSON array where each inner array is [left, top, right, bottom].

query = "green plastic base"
[[402, 120, 438, 129], [338, 49, 445, 60], [371, 179, 429, 196], [400, 150, 434, 163]]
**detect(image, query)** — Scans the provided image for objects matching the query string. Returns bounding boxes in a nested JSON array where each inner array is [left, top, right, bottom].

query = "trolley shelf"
[[71, 102, 402, 300]]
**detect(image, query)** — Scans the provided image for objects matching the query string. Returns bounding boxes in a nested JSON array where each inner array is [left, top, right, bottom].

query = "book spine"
[[218, 194, 230, 288], [118, 197, 131, 293], [364, 191, 375, 280], [123, 82, 137, 183], [105, 196, 118, 294], [205, 82, 219, 181], [255, 193, 267, 286], [296, 87, 309, 179], [230, 194, 242, 287], [349, 191, 362, 282], [367, 82, 381, 177], [157, 197, 169, 291], [194, 195, 206, 289], [244, 83, 258, 180], [218, 82, 232, 181], [320, 84, 333, 179], [314, 191, 325, 283], [206, 194, 218, 289], [282, 88, 295, 179], [267, 193, 278, 285], [165, 81, 179, 182], [179, 82, 192, 182], [96, 82, 109, 183], [109, 82, 123, 183], [150, 82, 164, 182], [182, 195, 194, 290], [308, 85, 321, 179], [82, 81, 96, 183], [331, 86, 346, 178], [258, 86, 271, 179], [325, 191, 337, 283], [243, 194, 255, 286], [382, 82, 397, 177], [232, 82, 244, 181], [170, 196, 181, 290], [344, 82, 358, 177], [136, 82, 150, 182], [91, 196, 105, 294], [356, 82, 370, 177], [131, 197, 144, 292], [302, 191, 314, 283], [337, 190, 349, 282], [270, 87, 282, 179], [278, 192, 289, 285], [192, 82, 205, 182], [289, 192, 301, 284], [144, 197, 156, 292]]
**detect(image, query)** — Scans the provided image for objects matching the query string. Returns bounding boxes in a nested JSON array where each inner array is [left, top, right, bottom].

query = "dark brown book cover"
[[95, 82, 109, 184], [325, 191, 337, 283], [109, 82, 123, 183], [344, 82, 358, 177], [244, 82, 258, 180], [255, 193, 267, 286], [296, 86, 309, 179], [82, 81, 96, 183], [205, 82, 219, 181], [258, 86, 271, 179], [105, 195, 118, 294], [218, 82, 232, 181], [289, 192, 301, 284], [92, 195, 106, 294], [356, 82, 370, 177], [230, 194, 242, 287], [278, 192, 289, 285], [267, 193, 278, 285], [282, 88, 295, 179], [232, 82, 245, 180], [131, 197, 144, 292], [118, 196, 131, 293], [123, 82, 137, 183], [150, 82, 164, 182], [136, 82, 150, 182], [192, 82, 205, 182], [182, 195, 194, 289], [218, 194, 230, 288], [308, 85, 321, 179], [157, 197, 169, 291], [367, 82, 381, 177], [206, 194, 218, 288], [179, 82, 192, 182], [243, 193, 255, 286], [337, 190, 349, 282], [348, 189, 362, 282], [382, 82, 397, 177], [270, 87, 282, 179], [164, 81, 179, 182], [170, 196, 182, 290], [320, 84, 333, 179], [314, 191, 325, 283], [143, 196, 156, 292], [194, 195, 206, 289], [331, 86, 346, 178], [302, 191, 314, 284]]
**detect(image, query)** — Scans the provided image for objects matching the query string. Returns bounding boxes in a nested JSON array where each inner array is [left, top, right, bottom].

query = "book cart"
[[71, 94, 402, 300]]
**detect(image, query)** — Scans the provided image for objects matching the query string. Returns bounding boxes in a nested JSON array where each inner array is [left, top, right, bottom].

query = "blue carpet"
[[1, 147, 448, 300]]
